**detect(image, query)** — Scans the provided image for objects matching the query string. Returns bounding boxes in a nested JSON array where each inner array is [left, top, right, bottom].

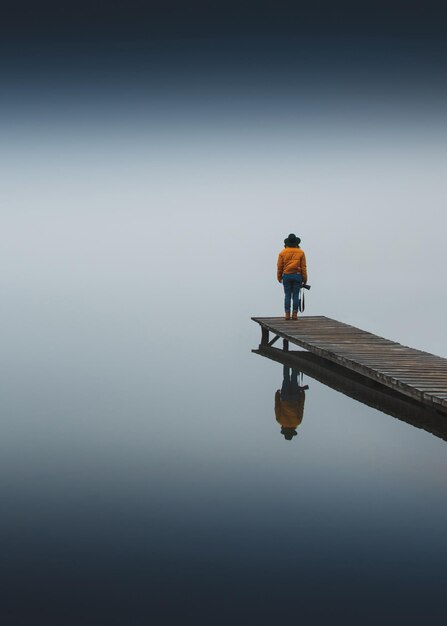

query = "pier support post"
[[261, 327, 269, 346]]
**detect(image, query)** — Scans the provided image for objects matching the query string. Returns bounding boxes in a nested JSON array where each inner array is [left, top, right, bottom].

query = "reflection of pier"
[[252, 316, 447, 413], [254, 345, 447, 442]]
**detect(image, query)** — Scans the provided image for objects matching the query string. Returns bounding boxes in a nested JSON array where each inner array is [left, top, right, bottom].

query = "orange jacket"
[[277, 246, 307, 283], [275, 391, 305, 428]]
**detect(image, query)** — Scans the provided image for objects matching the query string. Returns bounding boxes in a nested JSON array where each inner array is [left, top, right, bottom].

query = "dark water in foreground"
[[2, 307, 447, 626]]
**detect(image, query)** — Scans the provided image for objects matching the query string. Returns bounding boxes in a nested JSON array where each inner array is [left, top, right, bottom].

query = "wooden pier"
[[252, 316, 447, 414]]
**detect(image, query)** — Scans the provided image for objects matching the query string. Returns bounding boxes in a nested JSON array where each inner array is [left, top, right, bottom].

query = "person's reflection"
[[275, 365, 309, 441]]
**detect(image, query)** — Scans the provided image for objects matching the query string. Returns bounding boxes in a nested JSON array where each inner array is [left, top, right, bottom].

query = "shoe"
[[292, 311, 298, 320], [285, 311, 291, 320]]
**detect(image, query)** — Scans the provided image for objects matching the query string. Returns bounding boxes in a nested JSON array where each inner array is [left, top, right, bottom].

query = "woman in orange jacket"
[[277, 233, 308, 320]]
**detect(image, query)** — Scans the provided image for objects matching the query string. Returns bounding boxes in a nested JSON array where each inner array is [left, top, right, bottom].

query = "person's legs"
[[283, 276, 292, 315], [281, 366, 292, 397], [291, 278, 302, 313], [291, 368, 300, 384], [289, 368, 301, 394], [288, 275, 302, 319], [281, 372, 293, 398]]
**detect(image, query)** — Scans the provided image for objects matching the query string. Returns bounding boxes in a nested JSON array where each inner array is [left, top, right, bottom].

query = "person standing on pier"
[[277, 233, 308, 320]]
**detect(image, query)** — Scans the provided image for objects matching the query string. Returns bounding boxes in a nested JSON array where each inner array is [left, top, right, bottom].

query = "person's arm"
[[277, 252, 284, 283], [301, 252, 308, 284], [275, 390, 281, 421], [296, 393, 305, 425]]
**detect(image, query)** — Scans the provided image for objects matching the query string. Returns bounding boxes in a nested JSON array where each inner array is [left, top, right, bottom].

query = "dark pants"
[[283, 273, 302, 312], [281, 366, 303, 400]]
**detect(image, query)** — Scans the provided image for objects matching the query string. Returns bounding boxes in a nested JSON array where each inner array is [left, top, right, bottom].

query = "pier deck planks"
[[252, 316, 447, 412]]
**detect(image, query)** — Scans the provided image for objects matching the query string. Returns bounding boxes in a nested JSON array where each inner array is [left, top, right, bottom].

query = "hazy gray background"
[[2, 78, 446, 356]]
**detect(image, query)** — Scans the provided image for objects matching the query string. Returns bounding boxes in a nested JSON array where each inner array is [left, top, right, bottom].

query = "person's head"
[[281, 426, 298, 441], [284, 233, 301, 248]]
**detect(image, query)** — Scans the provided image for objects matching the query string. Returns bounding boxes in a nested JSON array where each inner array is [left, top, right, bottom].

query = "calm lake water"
[[2, 287, 447, 624]]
